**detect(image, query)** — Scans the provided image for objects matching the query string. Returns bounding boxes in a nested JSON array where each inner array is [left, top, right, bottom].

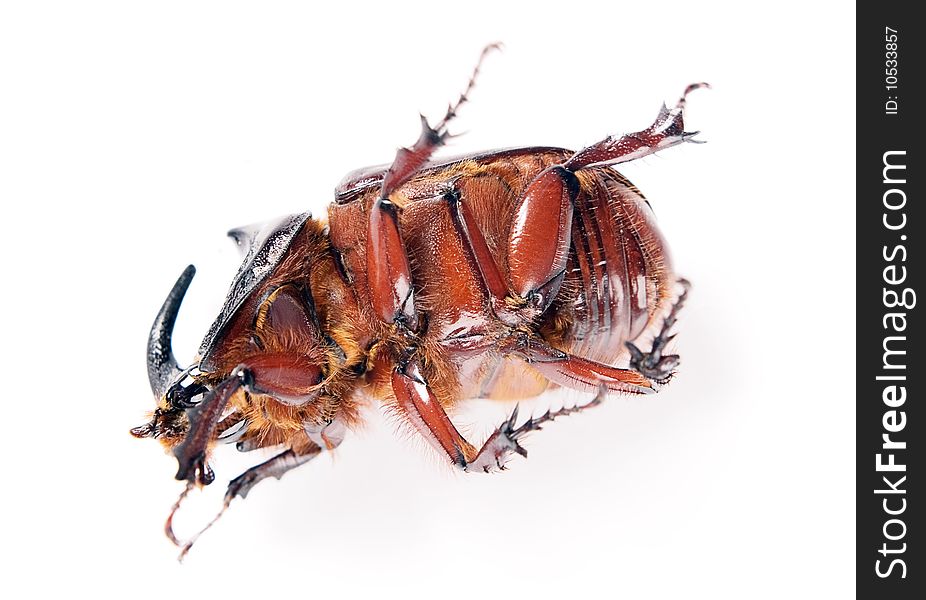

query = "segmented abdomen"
[[550, 168, 674, 364]]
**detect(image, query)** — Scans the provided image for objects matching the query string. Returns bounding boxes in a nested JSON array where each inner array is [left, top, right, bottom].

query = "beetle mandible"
[[132, 44, 708, 558]]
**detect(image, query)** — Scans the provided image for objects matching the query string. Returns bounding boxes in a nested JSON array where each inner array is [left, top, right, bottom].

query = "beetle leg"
[[564, 83, 710, 171], [462, 334, 669, 472], [445, 186, 512, 320], [378, 44, 500, 199], [626, 278, 690, 384], [226, 443, 323, 500], [173, 368, 250, 485], [466, 385, 608, 473], [170, 439, 324, 561], [368, 45, 501, 330], [391, 359, 622, 473], [506, 166, 580, 312], [173, 349, 325, 486], [503, 335, 656, 395], [366, 198, 419, 330], [390, 359, 530, 472], [392, 360, 477, 468], [504, 82, 707, 311]]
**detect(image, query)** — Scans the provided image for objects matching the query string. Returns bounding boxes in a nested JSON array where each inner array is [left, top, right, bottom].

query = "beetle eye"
[[258, 286, 318, 342], [267, 292, 312, 333]]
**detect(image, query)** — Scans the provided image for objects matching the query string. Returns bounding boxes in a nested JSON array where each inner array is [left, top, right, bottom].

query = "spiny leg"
[[172, 369, 249, 485], [564, 83, 710, 171], [466, 384, 608, 473], [168, 441, 324, 561], [378, 43, 501, 199], [166, 335, 331, 558], [173, 324, 325, 487], [392, 361, 477, 468], [504, 83, 708, 314], [503, 334, 655, 395], [367, 44, 500, 331], [466, 334, 671, 472], [227, 444, 323, 501], [626, 278, 691, 384], [163, 370, 249, 561], [391, 345, 648, 474], [456, 335, 676, 473]]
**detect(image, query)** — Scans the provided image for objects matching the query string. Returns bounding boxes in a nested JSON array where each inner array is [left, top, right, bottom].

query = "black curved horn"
[[147, 265, 196, 397]]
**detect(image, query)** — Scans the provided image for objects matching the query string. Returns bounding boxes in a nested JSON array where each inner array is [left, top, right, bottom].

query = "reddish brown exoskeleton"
[[132, 45, 708, 558]]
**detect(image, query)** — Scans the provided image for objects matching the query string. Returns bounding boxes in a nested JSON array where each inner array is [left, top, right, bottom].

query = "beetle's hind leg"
[[625, 278, 690, 385]]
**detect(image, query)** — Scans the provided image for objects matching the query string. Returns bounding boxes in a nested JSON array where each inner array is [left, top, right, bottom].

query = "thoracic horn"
[[147, 265, 196, 397]]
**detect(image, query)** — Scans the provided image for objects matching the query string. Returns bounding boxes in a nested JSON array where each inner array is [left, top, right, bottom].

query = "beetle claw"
[[683, 131, 707, 144], [626, 278, 690, 385], [625, 341, 645, 362]]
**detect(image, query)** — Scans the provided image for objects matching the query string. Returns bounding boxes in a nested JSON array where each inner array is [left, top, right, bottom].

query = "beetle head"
[[132, 213, 343, 450]]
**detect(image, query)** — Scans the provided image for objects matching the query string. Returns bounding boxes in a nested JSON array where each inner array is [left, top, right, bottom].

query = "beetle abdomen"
[[550, 168, 674, 364]]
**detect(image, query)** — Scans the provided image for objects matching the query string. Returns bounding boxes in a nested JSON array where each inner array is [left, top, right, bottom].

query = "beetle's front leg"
[[173, 368, 251, 485], [169, 438, 324, 561], [174, 352, 324, 486]]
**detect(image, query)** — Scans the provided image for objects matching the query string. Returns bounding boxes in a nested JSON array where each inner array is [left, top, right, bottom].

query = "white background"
[[1, 1, 855, 598]]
